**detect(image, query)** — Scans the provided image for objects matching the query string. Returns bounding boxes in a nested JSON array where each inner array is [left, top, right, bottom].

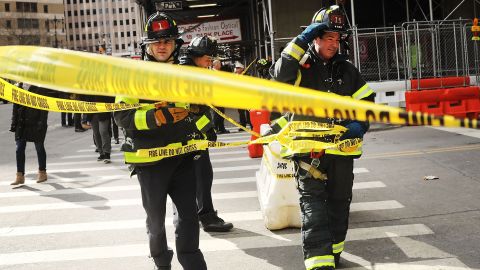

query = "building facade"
[[0, 0, 66, 47], [64, 0, 142, 56]]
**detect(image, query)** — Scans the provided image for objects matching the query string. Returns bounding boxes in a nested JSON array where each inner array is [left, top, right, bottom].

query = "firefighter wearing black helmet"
[[114, 12, 207, 270], [179, 35, 235, 233], [273, 5, 375, 270]]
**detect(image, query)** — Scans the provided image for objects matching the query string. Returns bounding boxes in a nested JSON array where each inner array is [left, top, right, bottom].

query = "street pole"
[[54, 15, 58, 48]]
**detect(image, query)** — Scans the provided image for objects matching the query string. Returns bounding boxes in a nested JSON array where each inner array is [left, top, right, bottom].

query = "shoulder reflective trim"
[[352, 83, 375, 100], [134, 108, 149, 130], [333, 241, 345, 254], [174, 102, 190, 109], [196, 115, 210, 133], [294, 69, 302, 87], [116, 96, 139, 104], [305, 255, 335, 270], [284, 42, 305, 61]]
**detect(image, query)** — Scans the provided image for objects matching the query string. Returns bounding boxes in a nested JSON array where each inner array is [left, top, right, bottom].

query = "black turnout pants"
[[294, 155, 354, 261], [136, 154, 207, 270], [194, 150, 215, 217]]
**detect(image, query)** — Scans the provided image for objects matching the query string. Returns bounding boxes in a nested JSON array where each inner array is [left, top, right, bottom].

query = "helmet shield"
[[143, 12, 180, 44]]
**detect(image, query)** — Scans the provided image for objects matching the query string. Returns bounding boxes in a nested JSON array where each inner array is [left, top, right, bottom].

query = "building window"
[[87, 21, 91, 27], [115, 44, 119, 50], [95, 33, 99, 39], [68, 10, 71, 16], [113, 20, 117, 26], [80, 0, 83, 3], [93, 9, 96, 15], [67, 0, 70, 3], [82, 34, 86, 39], [81, 10, 85, 15], [133, 31, 136, 36], [121, 44, 125, 49], [114, 32, 118, 38], [119, 20, 123, 25], [94, 21, 97, 26], [127, 31, 130, 37], [75, 22, 79, 28], [43, 5, 48, 13], [74, 10, 78, 16], [132, 19, 135, 24], [5, 3, 10, 11], [70, 35, 74, 41], [124, 8, 128, 13], [81, 22, 85, 27], [6, 20, 11, 28], [86, 9, 90, 15], [73, 0, 76, 4], [118, 8, 122, 13], [126, 19, 129, 25], [16, 2, 38, 13], [76, 34, 80, 40], [88, 33, 92, 39], [121, 32, 124, 37], [112, 8, 115, 14], [130, 7, 134, 12], [86, 0, 89, 3], [69, 22, 72, 28], [92, 0, 95, 3], [17, 18, 39, 29]]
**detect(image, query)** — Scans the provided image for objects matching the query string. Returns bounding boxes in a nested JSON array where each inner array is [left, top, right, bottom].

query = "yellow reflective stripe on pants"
[[332, 241, 344, 254], [134, 109, 149, 130], [284, 42, 305, 61], [352, 83, 374, 100], [305, 255, 335, 270]]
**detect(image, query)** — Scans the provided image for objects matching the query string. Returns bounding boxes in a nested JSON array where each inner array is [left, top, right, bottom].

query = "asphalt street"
[[0, 104, 479, 270]]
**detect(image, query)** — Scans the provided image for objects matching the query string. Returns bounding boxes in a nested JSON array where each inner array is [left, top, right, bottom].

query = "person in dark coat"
[[10, 84, 49, 185]]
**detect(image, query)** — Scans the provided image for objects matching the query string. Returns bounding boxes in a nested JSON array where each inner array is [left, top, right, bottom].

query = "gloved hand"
[[297, 22, 329, 44], [154, 107, 189, 126], [340, 121, 366, 140]]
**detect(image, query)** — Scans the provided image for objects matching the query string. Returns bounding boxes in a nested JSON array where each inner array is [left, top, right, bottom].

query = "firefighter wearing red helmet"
[[273, 5, 375, 270], [114, 12, 207, 270]]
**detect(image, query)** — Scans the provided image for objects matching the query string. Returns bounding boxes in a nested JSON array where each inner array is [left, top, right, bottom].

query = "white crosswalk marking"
[[0, 129, 471, 270]]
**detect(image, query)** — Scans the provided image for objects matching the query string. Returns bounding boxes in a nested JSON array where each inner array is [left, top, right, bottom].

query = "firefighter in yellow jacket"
[[114, 12, 208, 270], [272, 5, 375, 270]]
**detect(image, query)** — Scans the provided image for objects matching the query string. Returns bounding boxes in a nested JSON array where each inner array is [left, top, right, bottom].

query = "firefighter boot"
[[200, 211, 233, 232], [37, 170, 48, 183], [11, 172, 25, 185]]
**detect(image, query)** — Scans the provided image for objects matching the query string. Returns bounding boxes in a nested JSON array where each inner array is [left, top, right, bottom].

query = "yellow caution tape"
[[0, 46, 478, 129], [208, 105, 261, 137], [261, 151, 295, 180], [250, 121, 362, 158], [135, 140, 248, 158], [0, 78, 145, 113], [241, 58, 257, 75]]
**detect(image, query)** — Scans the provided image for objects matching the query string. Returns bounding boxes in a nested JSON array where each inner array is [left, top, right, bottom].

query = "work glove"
[[340, 121, 366, 140], [297, 22, 329, 44], [154, 107, 189, 126]]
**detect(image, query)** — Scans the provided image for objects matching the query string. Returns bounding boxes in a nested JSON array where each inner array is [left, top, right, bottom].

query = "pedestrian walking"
[[10, 84, 50, 185]]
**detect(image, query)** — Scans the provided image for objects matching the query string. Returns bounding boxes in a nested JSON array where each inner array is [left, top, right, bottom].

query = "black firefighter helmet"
[[187, 35, 217, 57], [302, 5, 348, 35], [143, 12, 180, 43]]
